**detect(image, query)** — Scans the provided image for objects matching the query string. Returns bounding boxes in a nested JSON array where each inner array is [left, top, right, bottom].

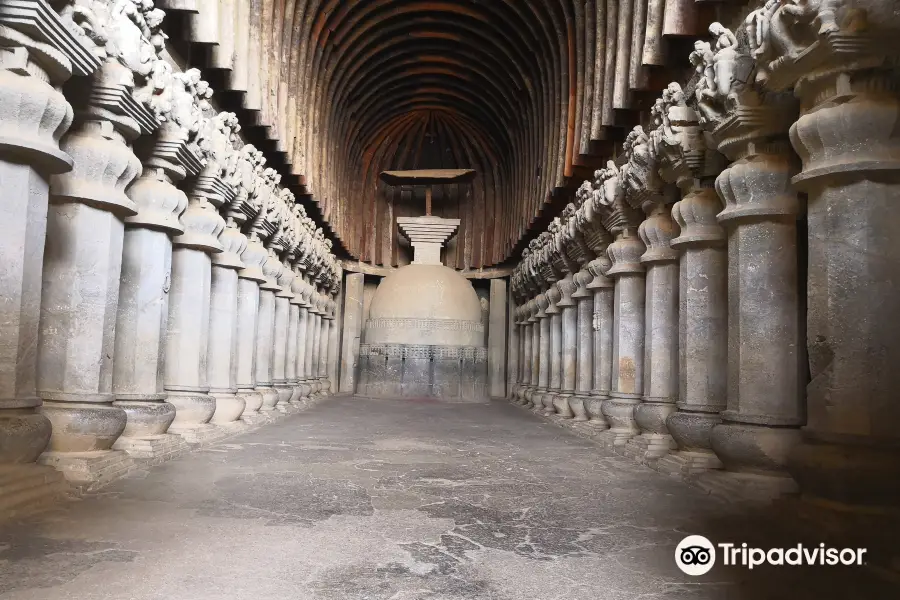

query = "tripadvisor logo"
[[675, 535, 868, 576], [676, 535, 716, 576]]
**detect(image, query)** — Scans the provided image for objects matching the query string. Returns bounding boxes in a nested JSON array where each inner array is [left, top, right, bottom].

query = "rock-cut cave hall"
[[0, 0, 898, 598]]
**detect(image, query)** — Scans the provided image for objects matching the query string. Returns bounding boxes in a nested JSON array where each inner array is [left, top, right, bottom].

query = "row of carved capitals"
[[2, 1, 341, 296], [514, 0, 891, 313]]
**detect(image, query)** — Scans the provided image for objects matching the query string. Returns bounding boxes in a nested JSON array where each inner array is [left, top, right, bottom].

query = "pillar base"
[[553, 393, 574, 418], [657, 450, 722, 478], [584, 396, 609, 429], [273, 381, 293, 407], [166, 391, 216, 430], [569, 395, 591, 421], [0, 464, 70, 521], [112, 433, 189, 465], [38, 450, 134, 491], [541, 390, 558, 414], [39, 401, 128, 453], [237, 390, 264, 415], [600, 394, 641, 444], [623, 433, 676, 462], [694, 470, 798, 503], [0, 408, 53, 463], [710, 420, 801, 476], [210, 392, 246, 425], [113, 399, 176, 439], [287, 381, 302, 405], [666, 408, 722, 458], [256, 386, 279, 411]]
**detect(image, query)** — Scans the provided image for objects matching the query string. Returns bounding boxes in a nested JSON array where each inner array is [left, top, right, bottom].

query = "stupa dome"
[[366, 263, 484, 346]]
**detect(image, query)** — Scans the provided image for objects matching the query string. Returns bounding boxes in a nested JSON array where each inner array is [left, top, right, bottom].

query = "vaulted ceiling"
[[163, 0, 718, 268]]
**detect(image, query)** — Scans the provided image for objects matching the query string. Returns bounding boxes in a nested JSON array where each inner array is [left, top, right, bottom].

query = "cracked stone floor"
[[0, 397, 896, 600]]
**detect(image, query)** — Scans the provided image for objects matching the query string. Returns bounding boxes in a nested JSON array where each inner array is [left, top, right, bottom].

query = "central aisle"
[[0, 398, 890, 599]]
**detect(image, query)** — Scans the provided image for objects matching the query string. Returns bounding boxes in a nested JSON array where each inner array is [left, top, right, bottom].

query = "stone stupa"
[[358, 171, 487, 400]]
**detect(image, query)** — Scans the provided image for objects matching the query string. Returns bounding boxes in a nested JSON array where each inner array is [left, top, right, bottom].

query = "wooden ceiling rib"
[[285, 0, 574, 268], [165, 0, 715, 268]]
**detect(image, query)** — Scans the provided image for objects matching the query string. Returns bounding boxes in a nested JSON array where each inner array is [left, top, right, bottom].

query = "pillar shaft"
[[487, 279, 507, 398], [235, 276, 262, 415], [340, 273, 364, 393], [711, 134, 802, 492], [602, 233, 646, 445], [254, 288, 278, 410], [0, 17, 77, 462], [787, 66, 900, 508], [657, 186, 729, 475], [165, 245, 216, 429], [207, 263, 244, 423], [38, 61, 144, 455], [629, 205, 679, 458]]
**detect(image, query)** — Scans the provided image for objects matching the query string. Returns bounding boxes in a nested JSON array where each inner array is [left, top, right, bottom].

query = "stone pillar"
[[586, 257, 613, 428], [286, 299, 301, 405], [659, 185, 728, 476], [506, 287, 519, 402], [272, 268, 295, 410], [309, 309, 324, 396], [207, 216, 247, 426], [626, 203, 679, 461], [543, 286, 562, 414], [112, 130, 194, 458], [235, 232, 267, 423], [163, 177, 226, 443], [303, 301, 318, 396], [531, 294, 549, 412], [487, 279, 507, 398], [318, 304, 332, 395], [695, 98, 803, 497], [37, 59, 151, 479], [518, 304, 534, 406], [782, 35, 900, 509], [254, 259, 280, 412], [553, 276, 577, 418], [340, 273, 364, 393], [296, 302, 311, 401], [0, 4, 88, 466], [570, 271, 594, 421], [600, 231, 646, 446], [328, 287, 342, 393]]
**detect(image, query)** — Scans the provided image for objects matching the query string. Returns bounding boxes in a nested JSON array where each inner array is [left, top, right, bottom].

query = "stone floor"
[[0, 397, 896, 600]]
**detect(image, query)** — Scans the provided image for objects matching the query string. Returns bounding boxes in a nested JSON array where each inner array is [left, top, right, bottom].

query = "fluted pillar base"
[[584, 394, 609, 429], [598, 394, 640, 446], [272, 381, 294, 411], [166, 391, 216, 431], [111, 399, 181, 460], [552, 393, 574, 418], [627, 400, 676, 460], [569, 395, 590, 421], [663, 408, 723, 475], [708, 420, 801, 500], [0, 409, 52, 464], [256, 386, 279, 412], [39, 400, 128, 453], [210, 391, 247, 424]]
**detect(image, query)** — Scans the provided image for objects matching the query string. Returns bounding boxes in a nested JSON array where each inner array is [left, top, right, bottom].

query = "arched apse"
[[161, 0, 713, 267]]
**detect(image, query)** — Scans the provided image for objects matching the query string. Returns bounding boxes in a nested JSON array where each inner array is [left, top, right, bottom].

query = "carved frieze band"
[[365, 317, 484, 334], [359, 344, 487, 363]]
